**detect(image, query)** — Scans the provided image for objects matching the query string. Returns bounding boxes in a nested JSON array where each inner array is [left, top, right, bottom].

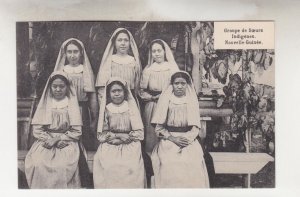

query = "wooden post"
[[243, 127, 253, 187], [191, 22, 201, 94], [28, 22, 38, 99]]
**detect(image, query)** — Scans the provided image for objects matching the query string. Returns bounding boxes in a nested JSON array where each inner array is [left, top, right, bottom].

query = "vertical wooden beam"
[[16, 22, 30, 98], [191, 22, 201, 94]]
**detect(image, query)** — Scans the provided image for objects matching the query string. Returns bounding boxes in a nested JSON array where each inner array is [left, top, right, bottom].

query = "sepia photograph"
[[16, 21, 275, 189], [3, 0, 300, 196]]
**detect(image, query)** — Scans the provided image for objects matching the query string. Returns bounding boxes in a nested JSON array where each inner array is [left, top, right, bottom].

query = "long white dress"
[[25, 98, 81, 189], [151, 95, 210, 188], [139, 62, 176, 154], [93, 101, 146, 188], [63, 64, 96, 151]]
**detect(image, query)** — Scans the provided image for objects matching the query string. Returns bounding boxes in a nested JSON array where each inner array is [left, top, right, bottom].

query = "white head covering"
[[140, 39, 179, 89], [97, 77, 143, 133], [151, 71, 201, 128], [146, 39, 178, 69], [54, 38, 95, 92], [31, 71, 82, 126], [95, 28, 141, 88]]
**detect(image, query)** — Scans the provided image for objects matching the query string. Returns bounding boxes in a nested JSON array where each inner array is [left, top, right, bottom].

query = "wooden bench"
[[17, 98, 36, 150], [210, 152, 274, 174], [209, 152, 274, 187], [18, 150, 274, 188]]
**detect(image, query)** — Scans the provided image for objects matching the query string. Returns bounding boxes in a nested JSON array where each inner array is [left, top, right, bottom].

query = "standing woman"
[[93, 78, 145, 188], [54, 38, 98, 151], [95, 28, 142, 104], [25, 71, 82, 188], [139, 39, 179, 155], [151, 71, 210, 188]]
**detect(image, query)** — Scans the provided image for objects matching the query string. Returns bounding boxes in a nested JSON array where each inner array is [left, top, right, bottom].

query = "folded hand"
[[169, 136, 190, 148], [56, 141, 69, 149], [43, 137, 60, 149]]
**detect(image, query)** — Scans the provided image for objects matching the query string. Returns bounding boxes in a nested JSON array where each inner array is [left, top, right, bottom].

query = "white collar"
[[149, 62, 171, 72], [106, 101, 129, 113], [52, 97, 69, 109], [112, 54, 135, 65], [64, 64, 84, 74], [170, 94, 187, 104]]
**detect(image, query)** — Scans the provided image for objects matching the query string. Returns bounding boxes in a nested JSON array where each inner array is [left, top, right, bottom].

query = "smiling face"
[[109, 83, 125, 105], [66, 43, 81, 66], [115, 32, 130, 55], [51, 78, 68, 100], [151, 43, 165, 64], [172, 77, 188, 97]]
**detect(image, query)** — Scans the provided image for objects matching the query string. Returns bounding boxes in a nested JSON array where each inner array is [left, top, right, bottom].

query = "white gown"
[[93, 101, 146, 188], [151, 96, 210, 188], [25, 100, 81, 189]]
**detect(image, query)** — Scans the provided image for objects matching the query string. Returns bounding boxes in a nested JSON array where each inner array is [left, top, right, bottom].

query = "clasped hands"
[[43, 136, 69, 149], [101, 132, 136, 145], [167, 135, 191, 149]]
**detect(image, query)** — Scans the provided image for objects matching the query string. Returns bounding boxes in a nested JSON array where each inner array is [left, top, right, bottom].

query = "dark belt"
[[166, 126, 192, 133], [110, 130, 131, 134], [45, 127, 70, 134]]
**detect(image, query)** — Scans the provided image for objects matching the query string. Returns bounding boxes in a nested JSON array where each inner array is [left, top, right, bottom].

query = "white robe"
[[151, 98, 210, 188], [93, 102, 146, 188]]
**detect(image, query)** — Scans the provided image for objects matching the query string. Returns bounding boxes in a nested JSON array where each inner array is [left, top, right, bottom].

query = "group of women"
[[24, 28, 210, 189]]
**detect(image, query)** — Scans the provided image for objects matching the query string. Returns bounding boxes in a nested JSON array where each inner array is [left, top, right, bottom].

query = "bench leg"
[[243, 174, 251, 188]]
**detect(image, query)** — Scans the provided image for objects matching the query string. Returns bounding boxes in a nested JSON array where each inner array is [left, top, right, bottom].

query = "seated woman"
[[151, 71, 210, 188], [93, 78, 146, 188], [25, 71, 82, 189]]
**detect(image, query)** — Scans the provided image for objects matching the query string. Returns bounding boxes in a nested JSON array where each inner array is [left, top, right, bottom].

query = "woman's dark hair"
[[171, 72, 191, 84], [64, 39, 84, 64], [112, 29, 131, 44], [111, 29, 132, 55], [106, 81, 128, 104], [149, 40, 167, 61], [49, 74, 71, 97]]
